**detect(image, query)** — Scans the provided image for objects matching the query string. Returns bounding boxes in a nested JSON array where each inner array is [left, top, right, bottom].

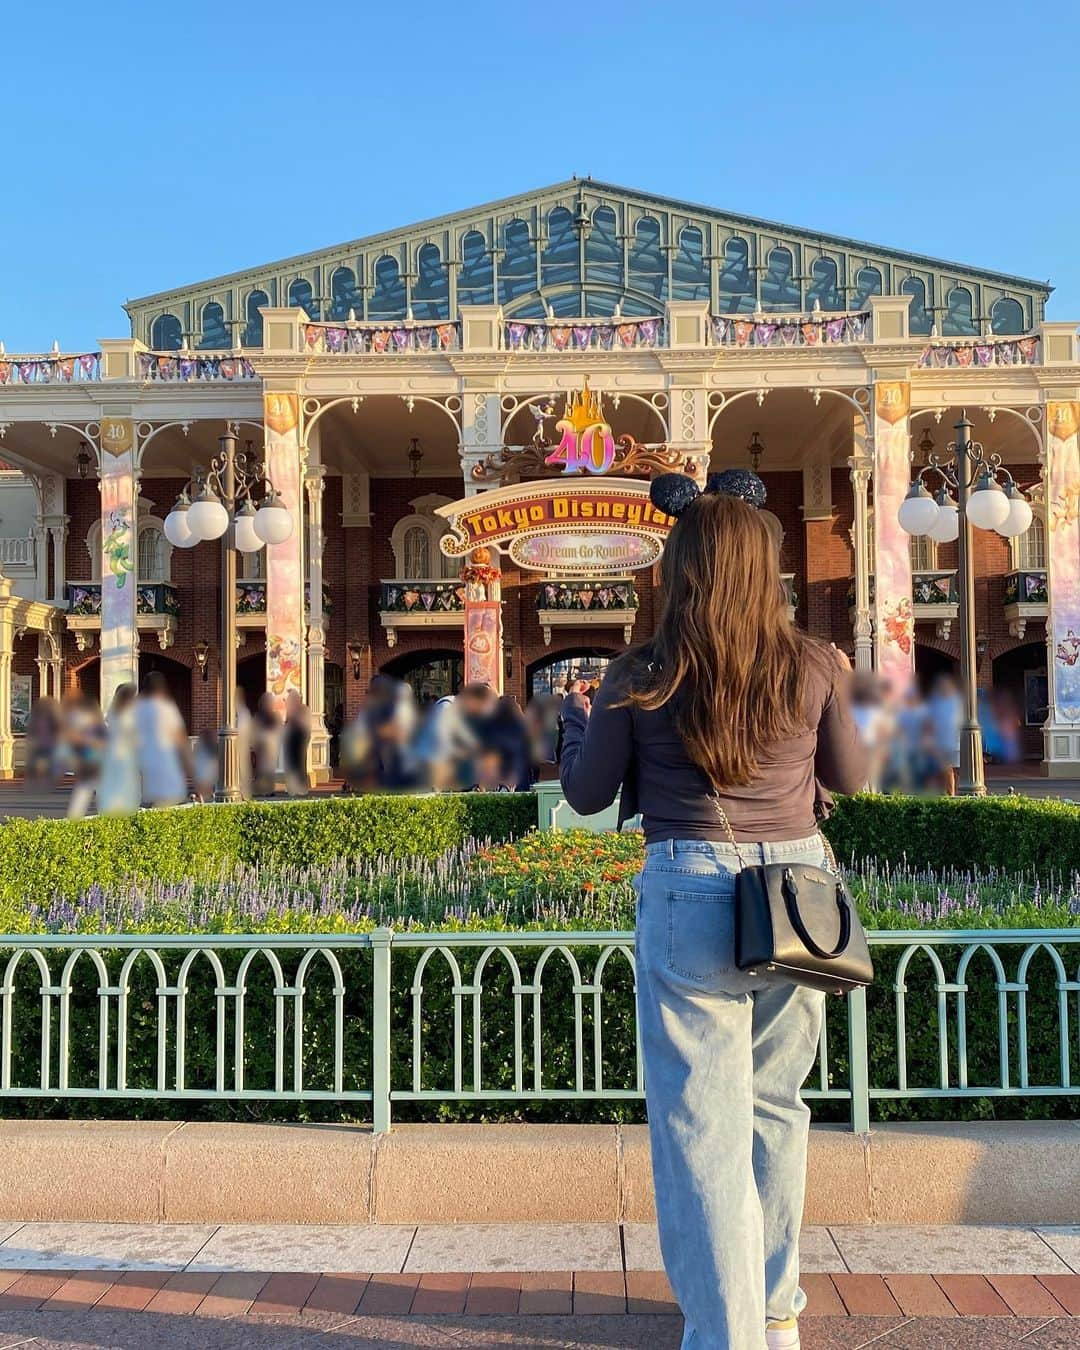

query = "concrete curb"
[[0, 1120, 1077, 1225]]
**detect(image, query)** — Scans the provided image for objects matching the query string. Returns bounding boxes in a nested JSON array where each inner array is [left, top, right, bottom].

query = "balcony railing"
[[66, 582, 179, 617], [0, 537, 34, 566], [918, 334, 1040, 368], [710, 310, 870, 348], [137, 352, 257, 382], [302, 321, 460, 354], [534, 579, 640, 612], [0, 352, 101, 383], [235, 581, 332, 616], [850, 572, 959, 617], [379, 579, 465, 613], [1004, 569, 1048, 607], [505, 316, 663, 352]]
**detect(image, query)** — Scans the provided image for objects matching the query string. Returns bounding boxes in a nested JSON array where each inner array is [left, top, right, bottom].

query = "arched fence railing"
[[0, 929, 1076, 1131]]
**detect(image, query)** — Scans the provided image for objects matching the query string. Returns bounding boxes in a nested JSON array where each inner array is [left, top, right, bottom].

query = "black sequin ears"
[[649, 469, 768, 518]]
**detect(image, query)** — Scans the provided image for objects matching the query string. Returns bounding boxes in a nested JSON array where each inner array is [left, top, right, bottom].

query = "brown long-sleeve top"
[[559, 650, 867, 844]]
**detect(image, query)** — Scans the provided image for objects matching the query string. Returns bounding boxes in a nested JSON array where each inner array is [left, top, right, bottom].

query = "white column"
[[32, 524, 49, 603], [849, 416, 873, 673], [460, 390, 503, 496], [1042, 399, 1080, 774], [666, 382, 711, 485], [0, 575, 13, 778], [304, 463, 330, 781], [49, 517, 68, 607]]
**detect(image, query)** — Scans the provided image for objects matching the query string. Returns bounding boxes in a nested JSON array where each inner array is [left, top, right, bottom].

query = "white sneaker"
[[766, 1318, 800, 1349]]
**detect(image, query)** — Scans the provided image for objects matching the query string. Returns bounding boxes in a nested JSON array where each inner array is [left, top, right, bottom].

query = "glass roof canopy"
[[128, 179, 1051, 352]]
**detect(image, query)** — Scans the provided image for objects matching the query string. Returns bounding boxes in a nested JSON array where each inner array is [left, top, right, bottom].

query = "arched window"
[[459, 230, 494, 304], [629, 216, 664, 301], [239, 548, 265, 581], [499, 220, 535, 306], [243, 290, 269, 347], [390, 496, 457, 580], [853, 266, 882, 308], [760, 246, 799, 310], [137, 524, 167, 581], [992, 296, 1025, 335], [542, 207, 580, 290], [585, 206, 621, 289], [944, 286, 976, 337], [902, 277, 932, 335], [1013, 509, 1047, 571], [718, 237, 751, 312], [288, 278, 317, 318], [199, 301, 228, 349], [909, 534, 937, 572], [150, 313, 182, 351], [329, 267, 361, 321], [413, 243, 449, 318], [807, 256, 841, 311], [368, 256, 405, 320], [672, 226, 709, 301]]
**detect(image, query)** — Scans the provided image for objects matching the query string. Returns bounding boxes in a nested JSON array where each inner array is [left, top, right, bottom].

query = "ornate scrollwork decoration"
[[471, 435, 688, 484]]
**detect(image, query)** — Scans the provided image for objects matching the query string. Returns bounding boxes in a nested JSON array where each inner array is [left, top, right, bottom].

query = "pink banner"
[[872, 382, 914, 694], [263, 392, 305, 711], [464, 600, 502, 692], [98, 418, 138, 706], [1047, 403, 1080, 723]]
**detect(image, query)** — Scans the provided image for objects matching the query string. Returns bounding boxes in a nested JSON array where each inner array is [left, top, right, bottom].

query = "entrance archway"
[[914, 643, 958, 694], [237, 651, 266, 715], [526, 646, 617, 701], [73, 654, 191, 725], [992, 641, 1048, 761], [381, 648, 463, 705]]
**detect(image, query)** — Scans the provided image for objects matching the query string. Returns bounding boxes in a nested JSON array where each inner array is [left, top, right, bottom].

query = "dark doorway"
[[526, 647, 617, 701], [237, 650, 267, 715], [382, 648, 463, 705], [138, 653, 192, 726], [914, 643, 959, 695], [992, 641, 1048, 760]]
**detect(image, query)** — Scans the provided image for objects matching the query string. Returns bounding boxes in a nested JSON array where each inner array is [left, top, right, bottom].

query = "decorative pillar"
[[97, 416, 139, 707], [802, 457, 834, 640], [341, 471, 372, 718], [32, 524, 49, 603], [35, 634, 50, 700], [666, 382, 712, 486], [264, 389, 306, 715], [304, 463, 330, 780], [49, 518, 68, 607], [463, 552, 503, 694], [459, 389, 503, 496], [0, 575, 14, 778], [871, 379, 915, 691], [1043, 400, 1080, 774], [849, 421, 873, 671]]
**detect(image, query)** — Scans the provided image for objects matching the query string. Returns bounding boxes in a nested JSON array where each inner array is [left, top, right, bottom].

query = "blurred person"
[[134, 672, 189, 807], [234, 688, 253, 799], [283, 690, 311, 796], [849, 673, 892, 790], [413, 681, 495, 790], [990, 688, 1022, 764], [339, 704, 374, 793], [252, 693, 282, 796], [885, 683, 928, 792], [927, 673, 963, 795], [63, 692, 106, 818], [328, 701, 345, 771], [192, 728, 218, 803], [366, 675, 418, 789], [474, 745, 507, 792], [25, 695, 61, 787], [560, 475, 867, 1350], [490, 694, 532, 790], [96, 683, 139, 815]]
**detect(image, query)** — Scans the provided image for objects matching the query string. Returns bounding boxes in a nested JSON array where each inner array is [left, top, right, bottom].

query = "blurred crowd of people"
[[849, 671, 1023, 794], [25, 676, 313, 817]]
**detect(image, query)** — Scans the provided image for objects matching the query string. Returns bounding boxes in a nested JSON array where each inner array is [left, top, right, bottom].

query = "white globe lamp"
[[187, 485, 229, 541], [966, 472, 1010, 531], [897, 480, 939, 536], [997, 482, 1033, 538], [253, 491, 293, 546], [233, 499, 263, 553], [164, 493, 196, 548], [928, 491, 960, 543]]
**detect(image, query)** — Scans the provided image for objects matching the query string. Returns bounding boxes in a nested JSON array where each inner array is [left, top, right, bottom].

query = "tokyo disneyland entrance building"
[[0, 178, 1076, 777]]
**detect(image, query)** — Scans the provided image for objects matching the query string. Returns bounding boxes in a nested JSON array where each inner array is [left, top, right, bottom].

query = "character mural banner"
[[464, 600, 502, 692], [1047, 402, 1080, 721], [872, 382, 915, 689], [264, 391, 305, 709], [98, 418, 138, 706]]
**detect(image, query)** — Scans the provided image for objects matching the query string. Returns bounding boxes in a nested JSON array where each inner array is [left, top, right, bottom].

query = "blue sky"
[[2, 2, 1075, 351]]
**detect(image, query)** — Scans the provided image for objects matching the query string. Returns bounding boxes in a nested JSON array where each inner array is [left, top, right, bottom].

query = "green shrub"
[[0, 794, 537, 906], [824, 793, 1080, 878]]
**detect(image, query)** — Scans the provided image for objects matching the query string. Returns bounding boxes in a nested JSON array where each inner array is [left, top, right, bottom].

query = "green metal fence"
[[0, 929, 1077, 1132]]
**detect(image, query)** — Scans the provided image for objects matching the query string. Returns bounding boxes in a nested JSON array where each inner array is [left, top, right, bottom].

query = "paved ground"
[[0, 1224, 1077, 1347]]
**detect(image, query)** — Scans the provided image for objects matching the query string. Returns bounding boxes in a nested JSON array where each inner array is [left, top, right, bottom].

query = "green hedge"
[[0, 794, 537, 906], [824, 792, 1080, 878]]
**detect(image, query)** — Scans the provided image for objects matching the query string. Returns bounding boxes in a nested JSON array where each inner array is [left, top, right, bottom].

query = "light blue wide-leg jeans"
[[635, 836, 827, 1350]]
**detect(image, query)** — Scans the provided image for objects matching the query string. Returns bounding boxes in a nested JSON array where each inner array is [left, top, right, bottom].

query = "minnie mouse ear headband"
[[649, 468, 767, 518]]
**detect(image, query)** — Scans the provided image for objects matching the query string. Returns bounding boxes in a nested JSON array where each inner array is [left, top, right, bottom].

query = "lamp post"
[[163, 425, 293, 801], [897, 411, 1033, 795]]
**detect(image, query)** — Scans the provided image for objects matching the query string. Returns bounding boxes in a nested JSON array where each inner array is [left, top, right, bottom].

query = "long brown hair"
[[629, 491, 824, 788]]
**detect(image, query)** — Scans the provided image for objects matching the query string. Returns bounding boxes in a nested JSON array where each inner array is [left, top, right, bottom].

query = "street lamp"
[[897, 411, 1032, 796], [164, 425, 293, 802]]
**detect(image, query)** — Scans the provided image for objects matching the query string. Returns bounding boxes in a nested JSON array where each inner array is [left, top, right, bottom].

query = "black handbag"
[[711, 799, 874, 996]]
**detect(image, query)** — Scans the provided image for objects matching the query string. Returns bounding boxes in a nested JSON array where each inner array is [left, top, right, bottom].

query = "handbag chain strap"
[[709, 793, 841, 880]]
